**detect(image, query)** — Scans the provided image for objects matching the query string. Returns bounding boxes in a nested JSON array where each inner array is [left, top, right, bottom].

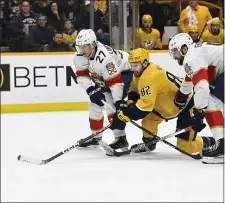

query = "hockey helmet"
[[211, 18, 221, 25], [75, 29, 97, 53], [128, 48, 150, 67], [169, 33, 193, 58], [142, 14, 152, 23], [188, 24, 198, 33]]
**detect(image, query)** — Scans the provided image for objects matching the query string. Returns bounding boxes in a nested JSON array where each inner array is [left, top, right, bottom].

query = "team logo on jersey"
[[184, 63, 193, 77], [106, 62, 117, 75]]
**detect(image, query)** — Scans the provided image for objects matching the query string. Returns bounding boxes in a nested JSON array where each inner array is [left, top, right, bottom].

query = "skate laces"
[[204, 140, 220, 153], [131, 143, 147, 152]]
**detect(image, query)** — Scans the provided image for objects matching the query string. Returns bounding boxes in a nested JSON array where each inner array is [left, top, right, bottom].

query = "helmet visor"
[[169, 48, 180, 59], [76, 44, 91, 55]]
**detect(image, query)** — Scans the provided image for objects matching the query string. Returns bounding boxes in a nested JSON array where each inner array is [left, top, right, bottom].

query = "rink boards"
[[1, 51, 185, 113]]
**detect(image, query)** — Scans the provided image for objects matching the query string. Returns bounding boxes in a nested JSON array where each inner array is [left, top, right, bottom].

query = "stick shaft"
[[130, 121, 201, 159], [19, 124, 111, 165]]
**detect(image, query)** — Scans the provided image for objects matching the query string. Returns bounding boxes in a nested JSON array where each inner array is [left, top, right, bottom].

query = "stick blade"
[[17, 155, 45, 165], [202, 156, 224, 164]]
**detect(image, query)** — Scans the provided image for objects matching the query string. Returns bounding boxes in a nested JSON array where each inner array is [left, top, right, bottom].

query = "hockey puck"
[[17, 155, 21, 160]]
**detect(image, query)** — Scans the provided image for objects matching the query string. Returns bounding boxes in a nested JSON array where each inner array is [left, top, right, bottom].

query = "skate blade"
[[99, 140, 115, 156], [99, 141, 130, 156], [202, 155, 224, 164], [75, 145, 99, 149]]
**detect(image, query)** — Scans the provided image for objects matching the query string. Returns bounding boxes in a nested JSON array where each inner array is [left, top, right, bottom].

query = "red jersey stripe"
[[105, 73, 123, 87], [192, 68, 208, 86], [76, 69, 90, 77]]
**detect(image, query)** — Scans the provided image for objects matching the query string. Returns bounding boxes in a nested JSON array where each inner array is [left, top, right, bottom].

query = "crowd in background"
[[0, 0, 224, 52]]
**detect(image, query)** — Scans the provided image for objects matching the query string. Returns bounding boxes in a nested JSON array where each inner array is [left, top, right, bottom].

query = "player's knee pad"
[[176, 130, 197, 141], [177, 136, 203, 154]]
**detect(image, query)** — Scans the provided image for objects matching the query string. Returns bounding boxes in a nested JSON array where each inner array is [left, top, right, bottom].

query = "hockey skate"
[[130, 136, 158, 153], [99, 136, 129, 156], [109, 136, 129, 152], [202, 138, 224, 164], [77, 137, 101, 148]]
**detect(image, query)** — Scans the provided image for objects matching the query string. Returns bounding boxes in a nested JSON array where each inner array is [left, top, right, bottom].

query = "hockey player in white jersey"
[[169, 33, 224, 164], [74, 29, 132, 150]]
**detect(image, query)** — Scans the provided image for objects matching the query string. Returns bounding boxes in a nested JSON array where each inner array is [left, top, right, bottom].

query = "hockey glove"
[[115, 100, 128, 111], [190, 108, 206, 132], [86, 85, 105, 107], [110, 100, 128, 130], [117, 110, 131, 123], [127, 91, 140, 105], [174, 90, 189, 109]]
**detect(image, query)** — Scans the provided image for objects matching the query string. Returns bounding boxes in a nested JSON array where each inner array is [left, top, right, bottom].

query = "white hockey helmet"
[[76, 29, 97, 50], [169, 33, 193, 59]]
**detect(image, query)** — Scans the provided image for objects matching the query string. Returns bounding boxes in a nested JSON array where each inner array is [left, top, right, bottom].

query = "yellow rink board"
[[1, 102, 89, 113]]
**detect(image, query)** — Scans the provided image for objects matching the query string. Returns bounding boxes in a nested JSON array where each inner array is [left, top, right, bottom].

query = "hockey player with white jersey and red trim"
[[74, 29, 132, 151], [169, 33, 224, 164]]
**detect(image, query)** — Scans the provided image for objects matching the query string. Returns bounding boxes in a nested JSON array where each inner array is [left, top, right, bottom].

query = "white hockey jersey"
[[180, 43, 224, 109], [74, 42, 131, 102]]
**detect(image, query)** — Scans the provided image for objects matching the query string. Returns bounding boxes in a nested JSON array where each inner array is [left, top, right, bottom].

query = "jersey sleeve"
[[102, 56, 124, 103], [73, 54, 92, 90], [136, 75, 160, 112], [154, 30, 162, 49], [183, 50, 210, 109], [179, 75, 194, 95]]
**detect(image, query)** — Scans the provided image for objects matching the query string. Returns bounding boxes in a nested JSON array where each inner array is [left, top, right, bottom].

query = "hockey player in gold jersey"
[[110, 48, 215, 154], [187, 24, 200, 43], [201, 18, 224, 44], [135, 15, 162, 50]]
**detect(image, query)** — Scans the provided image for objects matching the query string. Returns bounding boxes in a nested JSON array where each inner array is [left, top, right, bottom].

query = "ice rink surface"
[[1, 111, 224, 202]]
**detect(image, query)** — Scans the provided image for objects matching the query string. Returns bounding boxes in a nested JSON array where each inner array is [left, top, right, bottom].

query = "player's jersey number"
[[141, 86, 151, 96], [96, 51, 106, 63]]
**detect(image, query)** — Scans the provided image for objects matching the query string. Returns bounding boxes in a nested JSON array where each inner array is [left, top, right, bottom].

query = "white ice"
[[1, 111, 224, 202]]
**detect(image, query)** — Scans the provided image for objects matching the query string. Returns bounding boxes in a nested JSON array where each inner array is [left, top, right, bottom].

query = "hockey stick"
[[101, 100, 202, 160], [99, 126, 192, 156], [17, 124, 111, 165], [198, 17, 220, 41], [130, 121, 202, 160]]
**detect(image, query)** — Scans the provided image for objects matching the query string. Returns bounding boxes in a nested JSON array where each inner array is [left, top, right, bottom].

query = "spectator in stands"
[[179, 0, 212, 33], [77, 0, 109, 45], [135, 14, 162, 50], [44, 31, 73, 51], [187, 24, 200, 43], [32, 0, 49, 16], [95, 0, 107, 15], [139, 0, 166, 39], [9, 0, 20, 19], [9, 0, 38, 51], [9, 0, 38, 37], [201, 18, 224, 44], [27, 14, 55, 51], [46, 2, 64, 31], [60, 0, 79, 24], [62, 19, 77, 48]]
